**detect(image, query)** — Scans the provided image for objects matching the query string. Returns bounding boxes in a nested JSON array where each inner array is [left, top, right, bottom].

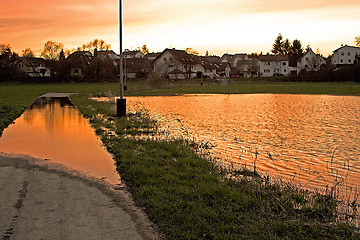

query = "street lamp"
[[116, 0, 126, 117]]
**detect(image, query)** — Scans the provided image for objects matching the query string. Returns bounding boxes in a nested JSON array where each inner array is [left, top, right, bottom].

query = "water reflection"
[[128, 94, 360, 193], [0, 97, 119, 185]]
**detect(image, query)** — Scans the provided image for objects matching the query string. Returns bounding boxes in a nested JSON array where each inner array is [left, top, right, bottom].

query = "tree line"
[[0, 39, 112, 61]]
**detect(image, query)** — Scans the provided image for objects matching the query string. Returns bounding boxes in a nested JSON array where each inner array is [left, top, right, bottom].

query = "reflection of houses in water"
[[29, 97, 74, 109], [24, 97, 80, 130], [0, 97, 119, 184]]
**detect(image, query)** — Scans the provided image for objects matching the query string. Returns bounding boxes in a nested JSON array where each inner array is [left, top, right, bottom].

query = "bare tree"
[[135, 45, 149, 55], [0, 43, 12, 55], [80, 39, 111, 54], [22, 48, 35, 58], [40, 41, 64, 61], [355, 36, 360, 47], [185, 47, 199, 56]]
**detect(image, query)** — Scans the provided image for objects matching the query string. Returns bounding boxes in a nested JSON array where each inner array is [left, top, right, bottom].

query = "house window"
[[74, 69, 79, 74], [169, 57, 173, 61], [284, 69, 287, 72], [340, 59, 343, 63], [169, 64, 174, 68], [264, 69, 270, 73], [348, 52, 351, 56], [305, 64, 308, 68], [282, 62, 286, 66], [348, 59, 351, 63], [267, 62, 270, 65], [163, 58, 167, 61], [341, 52, 344, 56]]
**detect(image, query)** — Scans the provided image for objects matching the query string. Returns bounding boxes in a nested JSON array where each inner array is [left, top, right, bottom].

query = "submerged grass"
[[71, 93, 359, 239]]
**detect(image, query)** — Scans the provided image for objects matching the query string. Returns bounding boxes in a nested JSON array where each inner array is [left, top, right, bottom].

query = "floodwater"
[[127, 94, 360, 193], [0, 97, 119, 185]]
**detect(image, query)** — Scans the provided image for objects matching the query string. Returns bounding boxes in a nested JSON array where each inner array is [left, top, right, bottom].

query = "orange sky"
[[1, 0, 360, 56]]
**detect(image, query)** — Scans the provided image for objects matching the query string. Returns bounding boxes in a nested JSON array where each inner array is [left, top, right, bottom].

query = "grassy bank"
[[72, 94, 359, 239]]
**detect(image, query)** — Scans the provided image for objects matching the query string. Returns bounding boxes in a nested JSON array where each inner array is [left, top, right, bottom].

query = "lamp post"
[[116, 0, 126, 117]]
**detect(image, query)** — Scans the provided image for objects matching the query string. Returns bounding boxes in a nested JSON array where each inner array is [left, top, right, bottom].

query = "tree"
[[289, 39, 304, 66], [282, 38, 291, 55], [305, 44, 312, 52], [355, 36, 360, 47], [291, 39, 304, 56], [0, 43, 12, 55], [271, 33, 284, 55], [22, 48, 35, 58], [40, 41, 64, 61], [0, 44, 20, 82], [185, 47, 199, 56], [80, 39, 111, 54], [136, 45, 149, 55]]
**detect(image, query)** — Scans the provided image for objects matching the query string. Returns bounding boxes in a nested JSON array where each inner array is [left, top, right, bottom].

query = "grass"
[[71, 93, 359, 239], [134, 81, 360, 96], [1, 81, 360, 238]]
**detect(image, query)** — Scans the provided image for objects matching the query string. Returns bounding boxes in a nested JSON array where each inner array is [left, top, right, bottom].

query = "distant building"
[[66, 51, 93, 78], [220, 53, 259, 78], [145, 52, 161, 61], [259, 55, 290, 77], [297, 49, 326, 74], [95, 50, 120, 60], [215, 62, 231, 78], [124, 58, 152, 79], [331, 45, 360, 66], [15, 57, 51, 78], [123, 50, 144, 59], [153, 48, 218, 80]]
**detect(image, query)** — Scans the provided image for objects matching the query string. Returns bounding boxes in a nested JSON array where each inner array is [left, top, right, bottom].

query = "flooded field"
[[0, 97, 119, 185], [127, 94, 360, 193]]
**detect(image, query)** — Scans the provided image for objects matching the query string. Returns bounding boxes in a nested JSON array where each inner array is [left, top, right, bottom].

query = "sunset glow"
[[1, 0, 360, 56]]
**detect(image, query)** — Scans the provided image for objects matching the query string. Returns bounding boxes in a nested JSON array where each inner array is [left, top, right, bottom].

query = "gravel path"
[[0, 153, 160, 240]]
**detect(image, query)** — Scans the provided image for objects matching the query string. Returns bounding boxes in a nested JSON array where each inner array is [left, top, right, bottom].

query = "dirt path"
[[0, 153, 161, 240]]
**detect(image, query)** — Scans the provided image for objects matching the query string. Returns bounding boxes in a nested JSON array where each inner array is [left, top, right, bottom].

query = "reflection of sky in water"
[[128, 94, 360, 193], [0, 97, 119, 185]]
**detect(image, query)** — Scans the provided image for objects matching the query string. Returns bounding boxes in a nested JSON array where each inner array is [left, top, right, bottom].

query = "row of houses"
[[2, 45, 359, 81], [122, 45, 360, 80]]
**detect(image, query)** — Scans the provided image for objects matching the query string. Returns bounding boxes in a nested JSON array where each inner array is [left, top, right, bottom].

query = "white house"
[[218, 62, 231, 78], [145, 52, 161, 61], [297, 49, 326, 74], [259, 55, 290, 77], [123, 50, 144, 59], [153, 48, 217, 80], [96, 50, 120, 60], [15, 57, 51, 78], [331, 45, 360, 66]]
